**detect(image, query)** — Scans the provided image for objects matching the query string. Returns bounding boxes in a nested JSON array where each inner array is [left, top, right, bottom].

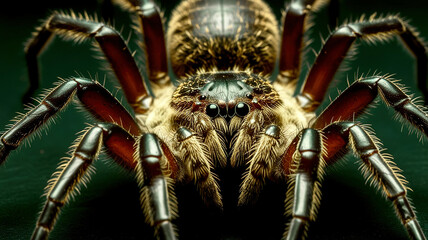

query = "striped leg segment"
[[31, 123, 136, 240], [284, 129, 324, 240], [0, 77, 140, 165], [25, 13, 152, 113], [322, 122, 426, 240], [137, 134, 176, 240], [297, 16, 427, 111]]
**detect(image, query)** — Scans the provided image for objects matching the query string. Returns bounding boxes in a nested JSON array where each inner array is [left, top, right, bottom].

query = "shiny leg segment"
[[137, 134, 176, 240], [31, 123, 136, 240], [283, 129, 324, 240], [0, 77, 141, 165], [25, 13, 152, 113], [297, 16, 427, 111], [313, 76, 428, 136], [278, 0, 327, 85], [116, 0, 169, 84], [321, 122, 426, 240]]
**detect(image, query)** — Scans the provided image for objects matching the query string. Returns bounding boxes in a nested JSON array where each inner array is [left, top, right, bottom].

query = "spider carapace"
[[1, 0, 428, 239]]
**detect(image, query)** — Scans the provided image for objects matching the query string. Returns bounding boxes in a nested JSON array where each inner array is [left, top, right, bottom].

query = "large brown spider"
[[0, 0, 427, 239]]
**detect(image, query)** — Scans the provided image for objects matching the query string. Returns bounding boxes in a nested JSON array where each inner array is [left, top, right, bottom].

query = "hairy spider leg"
[[31, 123, 136, 239], [313, 76, 428, 135], [0, 77, 141, 164], [24, 13, 153, 113], [31, 125, 176, 240], [305, 75, 428, 239], [238, 124, 283, 205], [283, 128, 324, 240], [137, 133, 176, 240], [175, 126, 222, 208], [297, 16, 428, 111], [278, 75, 428, 239], [116, 0, 169, 84], [231, 110, 268, 168], [322, 122, 426, 240], [278, 0, 328, 85]]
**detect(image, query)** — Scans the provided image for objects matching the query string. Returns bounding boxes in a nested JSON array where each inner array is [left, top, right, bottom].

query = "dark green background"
[[0, 0, 427, 239]]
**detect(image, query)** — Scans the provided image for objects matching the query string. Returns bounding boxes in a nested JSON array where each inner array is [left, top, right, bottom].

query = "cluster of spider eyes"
[[205, 102, 250, 118], [197, 92, 254, 118]]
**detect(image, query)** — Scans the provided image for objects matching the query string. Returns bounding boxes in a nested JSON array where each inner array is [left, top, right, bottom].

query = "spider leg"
[[297, 16, 427, 111], [278, 0, 328, 85], [137, 133, 176, 240], [283, 128, 324, 240], [312, 76, 428, 136], [175, 126, 222, 208], [232, 105, 305, 204], [231, 110, 264, 167], [31, 123, 137, 239], [24, 13, 152, 113], [238, 124, 282, 205], [322, 122, 426, 240], [115, 0, 169, 85], [0, 77, 141, 164]]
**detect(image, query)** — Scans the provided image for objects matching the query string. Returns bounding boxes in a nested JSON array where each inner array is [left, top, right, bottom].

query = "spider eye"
[[206, 104, 219, 118], [235, 102, 250, 117]]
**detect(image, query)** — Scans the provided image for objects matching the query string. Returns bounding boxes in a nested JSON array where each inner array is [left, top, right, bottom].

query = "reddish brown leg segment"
[[25, 13, 153, 113], [297, 17, 427, 111], [100, 123, 137, 169], [313, 76, 428, 136], [321, 122, 426, 240], [278, 0, 317, 84], [138, 0, 168, 83], [31, 123, 136, 240], [281, 131, 302, 176], [120, 0, 169, 84], [0, 77, 141, 165]]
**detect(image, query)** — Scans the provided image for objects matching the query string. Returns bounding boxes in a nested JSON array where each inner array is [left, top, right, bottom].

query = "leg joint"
[[73, 126, 104, 161], [47, 14, 104, 36], [394, 195, 416, 222], [335, 25, 359, 38], [347, 17, 405, 37], [348, 124, 379, 156], [94, 24, 119, 39], [264, 125, 281, 139], [176, 127, 194, 142]]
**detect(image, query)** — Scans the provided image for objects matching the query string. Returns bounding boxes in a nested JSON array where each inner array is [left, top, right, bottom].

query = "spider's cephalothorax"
[[171, 71, 281, 117], [1, 0, 428, 239]]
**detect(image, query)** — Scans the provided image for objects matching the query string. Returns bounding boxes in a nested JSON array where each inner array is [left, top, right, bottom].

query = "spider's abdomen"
[[167, 0, 280, 78]]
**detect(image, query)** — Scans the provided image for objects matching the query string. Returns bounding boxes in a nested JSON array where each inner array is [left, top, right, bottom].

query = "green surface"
[[0, 0, 427, 239]]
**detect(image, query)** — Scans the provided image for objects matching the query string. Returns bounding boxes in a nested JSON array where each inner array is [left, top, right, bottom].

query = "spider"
[[0, 0, 427, 239]]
